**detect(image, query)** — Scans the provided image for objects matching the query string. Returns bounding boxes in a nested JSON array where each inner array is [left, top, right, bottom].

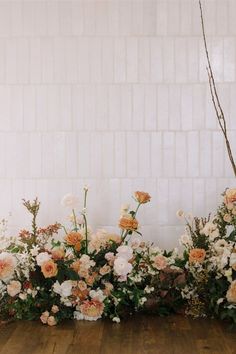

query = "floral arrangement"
[[1, 186, 236, 327], [179, 188, 236, 325], [0, 189, 184, 326]]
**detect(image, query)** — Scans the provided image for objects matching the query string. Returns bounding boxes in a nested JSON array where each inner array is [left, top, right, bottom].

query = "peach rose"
[[80, 299, 104, 320], [0, 252, 16, 281], [119, 216, 138, 231], [51, 248, 65, 260], [189, 248, 206, 264], [99, 264, 111, 276], [225, 189, 236, 204], [51, 305, 59, 314], [7, 280, 21, 297], [65, 232, 83, 246], [40, 311, 50, 324], [152, 255, 168, 270], [134, 191, 151, 204], [41, 260, 58, 278], [71, 260, 81, 273], [47, 316, 57, 326], [226, 280, 236, 303]]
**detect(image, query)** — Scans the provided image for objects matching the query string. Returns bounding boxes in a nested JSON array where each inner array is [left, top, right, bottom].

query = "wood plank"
[[0, 316, 235, 354]]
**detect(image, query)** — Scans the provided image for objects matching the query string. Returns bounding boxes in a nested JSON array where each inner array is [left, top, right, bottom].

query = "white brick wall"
[[0, 0, 235, 249]]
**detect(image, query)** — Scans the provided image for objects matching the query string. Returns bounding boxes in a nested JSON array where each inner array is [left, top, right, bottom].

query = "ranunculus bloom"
[[134, 191, 151, 204], [119, 216, 138, 231], [80, 299, 104, 320], [40, 311, 50, 324], [116, 245, 133, 260], [65, 232, 83, 246], [51, 248, 65, 260], [41, 260, 58, 278], [226, 280, 236, 303], [47, 315, 57, 326], [189, 248, 206, 264], [225, 189, 236, 204], [152, 255, 168, 270], [7, 280, 21, 297], [0, 252, 16, 281]]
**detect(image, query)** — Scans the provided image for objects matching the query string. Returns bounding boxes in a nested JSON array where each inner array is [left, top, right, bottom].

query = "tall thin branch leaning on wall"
[[199, 0, 236, 177]]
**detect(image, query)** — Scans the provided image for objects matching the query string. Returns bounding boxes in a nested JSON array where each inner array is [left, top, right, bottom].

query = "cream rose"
[[51, 305, 59, 314], [152, 255, 168, 270], [47, 316, 57, 326], [40, 311, 50, 324], [7, 280, 21, 297]]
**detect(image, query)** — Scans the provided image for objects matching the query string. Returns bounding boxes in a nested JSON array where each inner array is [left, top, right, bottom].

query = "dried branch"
[[199, 0, 236, 177]]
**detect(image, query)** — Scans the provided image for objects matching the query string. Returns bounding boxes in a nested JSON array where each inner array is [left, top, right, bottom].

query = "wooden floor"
[[0, 315, 236, 354]]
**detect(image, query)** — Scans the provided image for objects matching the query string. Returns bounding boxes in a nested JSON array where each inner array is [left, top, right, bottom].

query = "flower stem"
[[72, 209, 78, 231], [83, 213, 88, 254], [83, 187, 89, 254]]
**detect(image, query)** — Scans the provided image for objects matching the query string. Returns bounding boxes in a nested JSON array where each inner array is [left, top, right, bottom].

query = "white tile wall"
[[0, 0, 235, 249]]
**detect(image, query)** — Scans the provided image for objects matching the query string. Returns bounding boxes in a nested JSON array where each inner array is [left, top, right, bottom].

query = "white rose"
[[36, 252, 51, 266], [61, 194, 79, 209], [53, 280, 72, 297], [116, 245, 133, 260], [19, 293, 27, 300], [114, 257, 132, 277]]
